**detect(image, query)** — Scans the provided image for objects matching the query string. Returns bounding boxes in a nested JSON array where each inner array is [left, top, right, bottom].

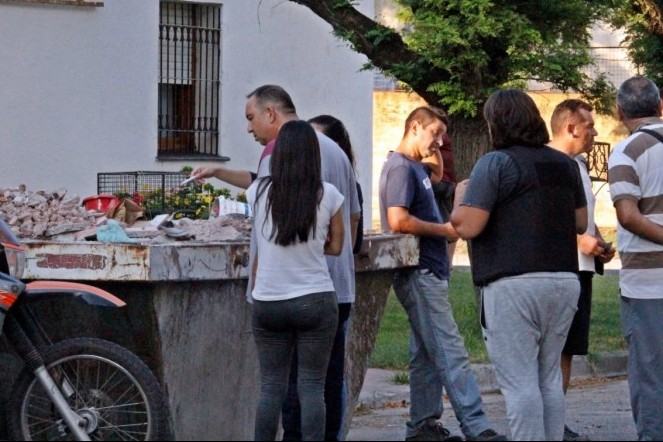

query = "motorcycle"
[[0, 218, 172, 441]]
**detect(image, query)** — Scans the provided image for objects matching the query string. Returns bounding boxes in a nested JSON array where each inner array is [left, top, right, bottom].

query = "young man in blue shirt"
[[379, 106, 504, 442]]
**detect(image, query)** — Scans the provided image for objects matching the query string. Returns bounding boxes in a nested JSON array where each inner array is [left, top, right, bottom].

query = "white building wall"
[[0, 0, 374, 220]]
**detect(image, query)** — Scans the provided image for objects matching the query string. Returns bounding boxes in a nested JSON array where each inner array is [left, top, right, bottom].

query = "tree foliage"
[[287, 0, 617, 116], [610, 0, 663, 86]]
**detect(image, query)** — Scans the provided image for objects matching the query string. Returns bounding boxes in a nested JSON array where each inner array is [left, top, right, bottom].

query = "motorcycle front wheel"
[[6, 338, 172, 441]]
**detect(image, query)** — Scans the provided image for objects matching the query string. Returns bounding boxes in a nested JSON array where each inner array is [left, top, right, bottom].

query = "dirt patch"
[[570, 375, 627, 390]]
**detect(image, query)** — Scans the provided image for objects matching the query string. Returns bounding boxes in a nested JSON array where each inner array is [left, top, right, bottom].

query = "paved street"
[[347, 257, 629, 441], [347, 375, 636, 441]]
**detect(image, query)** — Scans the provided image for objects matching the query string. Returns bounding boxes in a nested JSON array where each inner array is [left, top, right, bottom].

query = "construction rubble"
[[0, 186, 252, 243]]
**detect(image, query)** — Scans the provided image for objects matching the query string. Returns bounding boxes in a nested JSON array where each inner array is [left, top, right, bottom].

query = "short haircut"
[[550, 99, 594, 137], [403, 106, 449, 137], [483, 89, 549, 150], [247, 84, 297, 115], [617, 76, 661, 120]]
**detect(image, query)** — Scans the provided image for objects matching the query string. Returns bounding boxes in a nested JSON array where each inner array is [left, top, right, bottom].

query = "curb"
[[358, 352, 628, 410]]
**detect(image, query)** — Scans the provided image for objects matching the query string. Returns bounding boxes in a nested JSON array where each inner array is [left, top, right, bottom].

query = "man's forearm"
[[392, 215, 457, 241], [213, 169, 254, 190], [616, 199, 663, 245]]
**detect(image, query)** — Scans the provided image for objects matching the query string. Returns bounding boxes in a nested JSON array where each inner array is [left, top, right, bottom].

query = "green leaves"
[[391, 0, 614, 115], [608, 0, 663, 86], [365, 26, 396, 45], [291, 0, 624, 116]]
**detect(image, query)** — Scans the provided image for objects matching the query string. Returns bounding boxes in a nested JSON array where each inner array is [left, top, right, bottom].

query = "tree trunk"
[[448, 115, 492, 181]]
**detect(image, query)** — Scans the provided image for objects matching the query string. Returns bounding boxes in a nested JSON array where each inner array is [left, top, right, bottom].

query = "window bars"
[[158, 2, 221, 156]]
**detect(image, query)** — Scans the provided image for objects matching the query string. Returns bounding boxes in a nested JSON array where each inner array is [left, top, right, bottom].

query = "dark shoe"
[[405, 421, 464, 441], [564, 425, 590, 441], [467, 428, 508, 441]]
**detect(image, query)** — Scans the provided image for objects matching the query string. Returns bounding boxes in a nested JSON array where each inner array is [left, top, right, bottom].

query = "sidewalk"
[[356, 350, 628, 410], [348, 372, 636, 441], [349, 352, 632, 441]]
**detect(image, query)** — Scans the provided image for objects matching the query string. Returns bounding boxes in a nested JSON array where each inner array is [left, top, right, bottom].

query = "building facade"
[[0, 0, 374, 220]]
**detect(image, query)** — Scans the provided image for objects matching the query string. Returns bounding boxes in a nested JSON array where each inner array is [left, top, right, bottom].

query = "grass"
[[393, 372, 410, 385], [370, 270, 625, 370]]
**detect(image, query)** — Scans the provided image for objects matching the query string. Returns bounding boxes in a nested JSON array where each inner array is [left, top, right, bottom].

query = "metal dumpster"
[[0, 232, 418, 440]]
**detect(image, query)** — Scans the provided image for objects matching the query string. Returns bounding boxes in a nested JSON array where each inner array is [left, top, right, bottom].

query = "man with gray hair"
[[608, 75, 663, 441], [192, 84, 361, 440]]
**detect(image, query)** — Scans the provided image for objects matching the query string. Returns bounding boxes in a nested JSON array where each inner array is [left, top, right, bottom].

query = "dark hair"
[[247, 84, 297, 116], [617, 76, 661, 120], [550, 99, 594, 136], [256, 120, 322, 246], [403, 106, 449, 137], [483, 89, 549, 149], [308, 114, 356, 171]]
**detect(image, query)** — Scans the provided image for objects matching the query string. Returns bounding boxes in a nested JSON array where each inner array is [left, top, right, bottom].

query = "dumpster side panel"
[[151, 280, 259, 441], [23, 242, 150, 281], [148, 243, 250, 281]]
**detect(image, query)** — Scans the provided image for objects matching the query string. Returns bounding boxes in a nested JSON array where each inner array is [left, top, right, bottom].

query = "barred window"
[[158, 1, 221, 157]]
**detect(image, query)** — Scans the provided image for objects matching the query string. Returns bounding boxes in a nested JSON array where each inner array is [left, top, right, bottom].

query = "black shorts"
[[563, 271, 593, 355]]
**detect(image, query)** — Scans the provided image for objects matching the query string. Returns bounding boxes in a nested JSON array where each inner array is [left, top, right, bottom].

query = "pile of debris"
[[0, 185, 96, 238], [172, 215, 252, 242], [0, 185, 253, 243]]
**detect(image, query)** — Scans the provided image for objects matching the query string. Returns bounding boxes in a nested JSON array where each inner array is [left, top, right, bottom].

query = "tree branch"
[[287, 0, 449, 107], [636, 0, 663, 36]]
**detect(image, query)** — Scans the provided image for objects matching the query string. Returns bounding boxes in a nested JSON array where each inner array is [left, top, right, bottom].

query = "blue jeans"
[[393, 268, 492, 439], [252, 291, 339, 441], [621, 296, 663, 441], [282, 303, 352, 441]]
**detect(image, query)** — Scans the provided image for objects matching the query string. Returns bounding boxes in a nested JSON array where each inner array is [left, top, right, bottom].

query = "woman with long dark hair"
[[247, 120, 345, 441], [278, 114, 360, 440]]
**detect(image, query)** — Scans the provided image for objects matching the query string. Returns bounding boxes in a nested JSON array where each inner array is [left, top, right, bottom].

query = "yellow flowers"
[[114, 185, 243, 220]]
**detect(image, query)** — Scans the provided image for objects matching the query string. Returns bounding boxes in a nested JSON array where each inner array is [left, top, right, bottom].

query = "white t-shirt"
[[576, 156, 596, 272], [247, 181, 344, 301], [245, 131, 360, 304]]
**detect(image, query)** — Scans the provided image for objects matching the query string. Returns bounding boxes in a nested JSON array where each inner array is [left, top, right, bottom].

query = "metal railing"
[[586, 141, 611, 182]]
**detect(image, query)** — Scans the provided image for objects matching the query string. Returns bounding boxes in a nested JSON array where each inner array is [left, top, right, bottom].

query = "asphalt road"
[[347, 376, 636, 441]]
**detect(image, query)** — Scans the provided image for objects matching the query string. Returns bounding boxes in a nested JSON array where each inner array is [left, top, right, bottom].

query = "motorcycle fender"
[[0, 289, 18, 332], [22, 281, 126, 308]]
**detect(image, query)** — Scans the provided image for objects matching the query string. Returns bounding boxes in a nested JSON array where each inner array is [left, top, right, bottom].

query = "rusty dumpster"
[[0, 232, 418, 440]]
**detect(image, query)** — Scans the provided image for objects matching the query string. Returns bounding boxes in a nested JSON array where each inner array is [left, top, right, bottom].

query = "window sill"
[[0, 0, 104, 6], [157, 154, 230, 162]]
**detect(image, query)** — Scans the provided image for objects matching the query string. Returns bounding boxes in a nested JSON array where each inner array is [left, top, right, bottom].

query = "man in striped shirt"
[[608, 75, 663, 441]]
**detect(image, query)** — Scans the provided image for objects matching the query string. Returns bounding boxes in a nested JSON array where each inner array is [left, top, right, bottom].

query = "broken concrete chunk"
[[45, 222, 90, 237]]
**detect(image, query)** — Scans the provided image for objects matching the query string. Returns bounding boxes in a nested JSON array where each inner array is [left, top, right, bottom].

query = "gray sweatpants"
[[481, 272, 579, 441]]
